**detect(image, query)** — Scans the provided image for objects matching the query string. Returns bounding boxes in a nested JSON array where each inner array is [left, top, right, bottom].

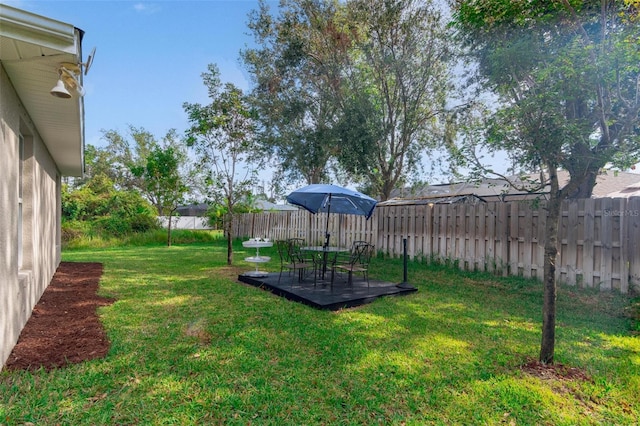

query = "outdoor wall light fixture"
[[50, 78, 71, 98], [50, 63, 85, 98]]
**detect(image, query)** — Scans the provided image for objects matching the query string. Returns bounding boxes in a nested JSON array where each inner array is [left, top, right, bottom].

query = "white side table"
[[242, 240, 273, 277]]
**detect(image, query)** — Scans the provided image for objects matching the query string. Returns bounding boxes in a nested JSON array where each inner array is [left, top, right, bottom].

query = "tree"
[[62, 173, 158, 238], [130, 144, 188, 246], [183, 64, 257, 265], [242, 0, 345, 187], [336, 0, 452, 200], [85, 127, 194, 216], [243, 0, 452, 200], [451, 0, 640, 363], [96, 126, 156, 192]]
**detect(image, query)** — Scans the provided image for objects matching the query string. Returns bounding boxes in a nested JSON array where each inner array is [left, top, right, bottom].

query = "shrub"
[[62, 174, 160, 241], [61, 220, 90, 243]]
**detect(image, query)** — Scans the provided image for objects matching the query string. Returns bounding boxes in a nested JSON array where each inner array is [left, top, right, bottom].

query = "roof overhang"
[[0, 4, 85, 176]]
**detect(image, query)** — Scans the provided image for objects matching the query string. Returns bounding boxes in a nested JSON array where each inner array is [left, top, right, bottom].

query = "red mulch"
[[4, 262, 113, 371]]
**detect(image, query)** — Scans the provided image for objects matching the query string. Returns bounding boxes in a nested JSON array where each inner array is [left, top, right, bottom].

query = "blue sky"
[[6, 0, 275, 148]]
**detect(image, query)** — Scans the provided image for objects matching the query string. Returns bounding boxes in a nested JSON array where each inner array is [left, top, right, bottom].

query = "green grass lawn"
[[1, 238, 638, 425]]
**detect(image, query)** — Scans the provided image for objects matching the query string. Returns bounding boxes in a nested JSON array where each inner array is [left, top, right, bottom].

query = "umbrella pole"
[[324, 194, 331, 248]]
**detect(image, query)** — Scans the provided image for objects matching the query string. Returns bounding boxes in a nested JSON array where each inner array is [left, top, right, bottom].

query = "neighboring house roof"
[[0, 4, 86, 176], [528, 170, 640, 198], [378, 194, 487, 207], [389, 178, 539, 203], [387, 170, 640, 205], [581, 171, 640, 198], [176, 203, 209, 217]]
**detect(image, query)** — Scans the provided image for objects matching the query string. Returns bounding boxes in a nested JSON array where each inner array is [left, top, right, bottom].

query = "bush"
[[62, 174, 160, 241], [129, 210, 159, 233], [61, 220, 90, 244]]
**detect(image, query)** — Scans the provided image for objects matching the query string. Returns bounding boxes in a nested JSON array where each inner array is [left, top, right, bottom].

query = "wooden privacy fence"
[[232, 210, 376, 249], [232, 197, 640, 293]]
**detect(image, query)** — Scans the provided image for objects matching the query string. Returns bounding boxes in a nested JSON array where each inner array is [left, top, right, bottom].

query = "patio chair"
[[332, 241, 368, 275], [350, 240, 369, 250], [333, 242, 375, 287], [288, 238, 306, 247], [276, 239, 314, 285]]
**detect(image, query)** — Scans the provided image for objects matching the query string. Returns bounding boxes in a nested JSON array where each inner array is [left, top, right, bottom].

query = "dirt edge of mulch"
[[520, 357, 591, 382], [4, 262, 113, 372]]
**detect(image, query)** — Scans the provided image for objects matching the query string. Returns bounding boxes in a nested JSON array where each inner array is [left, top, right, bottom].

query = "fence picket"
[[485, 203, 496, 273], [618, 198, 629, 294], [628, 198, 640, 290], [565, 200, 579, 284], [533, 202, 545, 281], [476, 203, 486, 271], [582, 198, 596, 287]]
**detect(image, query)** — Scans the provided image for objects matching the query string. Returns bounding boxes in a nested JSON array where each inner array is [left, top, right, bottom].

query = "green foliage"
[[130, 143, 189, 246], [204, 199, 260, 229], [83, 126, 153, 192], [62, 229, 224, 250], [337, 0, 452, 200], [242, 0, 342, 186], [61, 174, 159, 243], [243, 0, 452, 199], [79, 127, 195, 212], [60, 220, 91, 243], [451, 0, 640, 198]]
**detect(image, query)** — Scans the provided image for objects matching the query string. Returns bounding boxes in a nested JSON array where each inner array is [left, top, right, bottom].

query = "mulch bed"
[[4, 262, 112, 371]]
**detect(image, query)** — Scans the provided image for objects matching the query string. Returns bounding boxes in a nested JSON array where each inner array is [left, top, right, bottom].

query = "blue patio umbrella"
[[286, 184, 378, 247]]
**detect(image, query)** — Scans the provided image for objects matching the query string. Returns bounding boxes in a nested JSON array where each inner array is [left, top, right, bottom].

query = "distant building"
[[254, 199, 298, 211], [174, 199, 297, 217], [383, 170, 640, 206], [176, 203, 209, 217]]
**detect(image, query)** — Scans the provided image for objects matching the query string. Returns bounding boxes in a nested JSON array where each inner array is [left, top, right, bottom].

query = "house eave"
[[0, 4, 85, 177]]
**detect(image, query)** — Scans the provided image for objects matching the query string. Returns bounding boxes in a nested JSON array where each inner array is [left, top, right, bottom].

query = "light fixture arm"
[[55, 65, 85, 97]]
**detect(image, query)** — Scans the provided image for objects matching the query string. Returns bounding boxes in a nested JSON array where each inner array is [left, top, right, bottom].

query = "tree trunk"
[[226, 214, 233, 266], [167, 213, 173, 247], [566, 168, 598, 199], [540, 170, 562, 364], [379, 171, 396, 202]]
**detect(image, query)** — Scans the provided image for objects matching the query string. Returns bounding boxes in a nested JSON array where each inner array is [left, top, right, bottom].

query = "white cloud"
[[132, 3, 160, 14]]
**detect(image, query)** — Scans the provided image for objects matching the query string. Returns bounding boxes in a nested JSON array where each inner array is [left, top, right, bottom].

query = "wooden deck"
[[237, 271, 417, 311]]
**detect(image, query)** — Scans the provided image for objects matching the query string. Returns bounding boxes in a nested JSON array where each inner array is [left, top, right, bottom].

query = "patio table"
[[301, 246, 349, 280]]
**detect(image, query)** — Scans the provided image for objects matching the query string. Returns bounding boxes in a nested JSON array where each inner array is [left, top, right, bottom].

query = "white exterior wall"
[[158, 216, 214, 230], [1, 65, 61, 368]]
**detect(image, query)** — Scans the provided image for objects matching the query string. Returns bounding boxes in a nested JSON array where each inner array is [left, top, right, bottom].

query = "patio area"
[[237, 272, 417, 311]]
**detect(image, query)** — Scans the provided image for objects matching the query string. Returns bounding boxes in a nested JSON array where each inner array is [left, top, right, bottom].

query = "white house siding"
[[158, 216, 214, 230], [1, 65, 61, 368]]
